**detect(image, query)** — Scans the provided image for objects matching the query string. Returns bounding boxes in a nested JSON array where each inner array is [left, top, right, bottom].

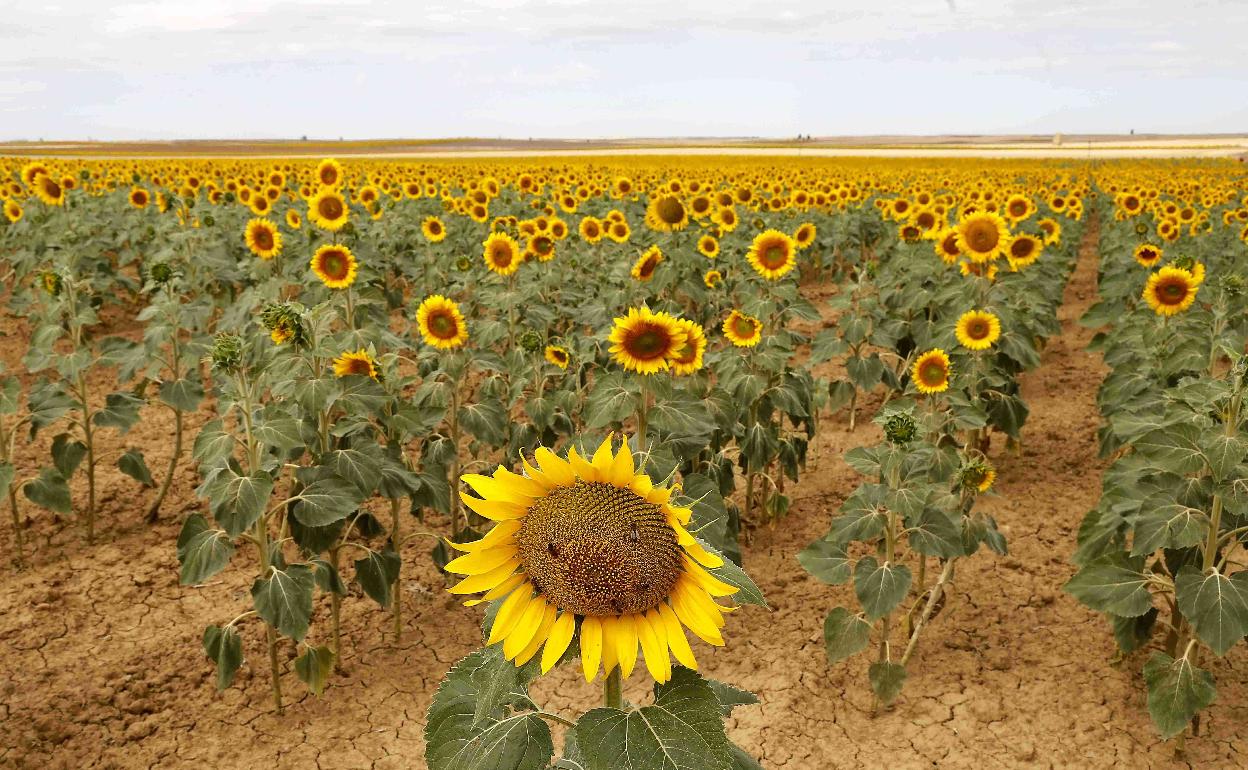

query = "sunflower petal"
[[444, 545, 518, 576], [445, 518, 522, 552], [463, 572, 527, 607], [657, 603, 698, 670], [685, 557, 740, 597], [488, 585, 534, 645], [567, 445, 598, 482], [462, 473, 536, 506], [541, 611, 577, 673], [534, 447, 576, 486], [668, 519, 723, 569], [448, 560, 519, 594], [609, 440, 636, 486], [616, 613, 639, 678], [491, 466, 549, 498], [515, 602, 558, 666], [591, 435, 616, 476], [581, 616, 603, 681], [520, 456, 557, 491], [461, 493, 529, 521], [636, 611, 671, 683], [600, 615, 620, 675], [504, 594, 550, 660]]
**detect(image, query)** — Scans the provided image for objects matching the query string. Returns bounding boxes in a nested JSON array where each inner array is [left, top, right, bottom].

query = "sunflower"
[[308, 188, 349, 231], [3, 200, 22, 224], [422, 215, 447, 243], [249, 195, 273, 217], [32, 174, 65, 206], [961, 461, 996, 493], [1036, 217, 1061, 245], [697, 234, 719, 259], [955, 212, 1009, 263], [245, 218, 282, 260], [934, 228, 961, 265], [704, 269, 722, 288], [1003, 194, 1035, 223], [333, 349, 378, 379], [310, 244, 358, 289], [631, 246, 663, 282], [1006, 234, 1042, 270], [579, 216, 604, 244], [794, 222, 817, 249], [1142, 266, 1198, 316], [911, 349, 951, 394], [645, 195, 688, 232], [955, 310, 1001, 351], [746, 229, 797, 280], [723, 310, 762, 347], [129, 188, 150, 209], [316, 158, 344, 188], [527, 234, 556, 262], [416, 294, 469, 349], [21, 162, 49, 187], [483, 232, 521, 276], [670, 319, 706, 376], [713, 206, 738, 233], [446, 436, 738, 683], [1133, 243, 1162, 268], [608, 307, 687, 374], [544, 345, 570, 370], [286, 209, 302, 229]]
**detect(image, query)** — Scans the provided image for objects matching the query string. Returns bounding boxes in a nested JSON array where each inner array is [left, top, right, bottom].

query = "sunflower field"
[[2, 153, 1247, 768]]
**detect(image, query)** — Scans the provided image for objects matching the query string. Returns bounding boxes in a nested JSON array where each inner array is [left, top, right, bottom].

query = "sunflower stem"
[[604, 668, 623, 710], [637, 377, 651, 445], [449, 384, 462, 538], [391, 497, 403, 643]]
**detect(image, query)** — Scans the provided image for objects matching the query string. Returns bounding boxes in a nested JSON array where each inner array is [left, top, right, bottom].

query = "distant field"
[[2, 134, 1247, 159]]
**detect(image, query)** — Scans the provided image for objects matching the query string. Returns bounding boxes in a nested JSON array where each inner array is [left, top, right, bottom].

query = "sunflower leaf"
[[1143, 651, 1216, 739], [700, 537, 767, 609]]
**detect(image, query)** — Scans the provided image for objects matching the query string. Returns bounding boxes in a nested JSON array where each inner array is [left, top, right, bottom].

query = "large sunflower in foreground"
[[245, 218, 282, 260], [311, 244, 358, 289], [32, 174, 65, 206], [446, 436, 738, 682], [416, 294, 468, 349], [308, 188, 350, 231], [955, 310, 1001, 351], [955, 212, 1009, 263], [746, 229, 797, 280], [723, 310, 762, 347], [911, 349, 951, 394], [483, 231, 522, 276], [608, 307, 687, 374], [1142, 266, 1198, 316]]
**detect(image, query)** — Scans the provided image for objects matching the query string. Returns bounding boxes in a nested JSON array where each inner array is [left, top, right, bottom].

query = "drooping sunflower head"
[[723, 309, 762, 348], [483, 231, 521, 276], [1006, 234, 1042, 270], [316, 158, 343, 188], [129, 187, 150, 209], [934, 228, 962, 265], [308, 188, 349, 231], [631, 246, 663, 282], [955, 211, 1009, 263], [422, 215, 447, 243], [955, 310, 1001, 351], [447, 435, 738, 682], [1133, 243, 1162, 268], [416, 294, 469, 349], [794, 222, 817, 249], [333, 348, 378, 379], [961, 459, 996, 493], [704, 269, 722, 288], [1143, 266, 1198, 316], [310, 244, 358, 289], [245, 218, 283, 260], [746, 229, 797, 280], [608, 306, 687, 375], [670, 319, 707, 376], [645, 195, 688, 232], [544, 344, 570, 370], [911, 349, 951, 395]]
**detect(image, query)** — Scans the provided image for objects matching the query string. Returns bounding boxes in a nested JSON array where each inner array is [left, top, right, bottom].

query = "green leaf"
[[0, 377, 21, 415], [204, 468, 274, 537], [584, 374, 638, 429], [470, 645, 539, 729], [1130, 497, 1209, 556], [291, 475, 363, 527], [118, 448, 155, 486], [354, 547, 401, 608], [50, 433, 87, 478], [93, 392, 145, 434], [796, 538, 850, 585], [823, 607, 872, 663], [1200, 434, 1247, 482], [254, 416, 305, 453], [177, 513, 235, 585], [703, 538, 767, 608], [830, 484, 887, 543], [23, 467, 71, 514], [202, 625, 243, 691], [326, 448, 383, 495], [192, 419, 235, 466], [1143, 651, 1216, 739], [159, 378, 204, 412], [251, 564, 315, 642], [310, 557, 347, 595], [853, 556, 912, 620], [868, 661, 907, 706], [459, 398, 508, 446], [1063, 554, 1155, 617], [704, 679, 758, 717], [1133, 424, 1206, 475], [1111, 608, 1158, 654], [295, 645, 335, 696], [27, 381, 75, 437], [575, 667, 733, 770], [906, 508, 964, 558], [1174, 566, 1248, 657]]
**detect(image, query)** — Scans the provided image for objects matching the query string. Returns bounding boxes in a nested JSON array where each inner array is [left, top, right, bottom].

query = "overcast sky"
[[2, 1, 1245, 140]]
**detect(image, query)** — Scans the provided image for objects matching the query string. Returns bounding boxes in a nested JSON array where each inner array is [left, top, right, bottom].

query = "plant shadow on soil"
[[1, 217, 1245, 769]]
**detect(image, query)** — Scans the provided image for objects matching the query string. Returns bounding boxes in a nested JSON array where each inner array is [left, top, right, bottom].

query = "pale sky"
[[2, 0, 1245, 140]]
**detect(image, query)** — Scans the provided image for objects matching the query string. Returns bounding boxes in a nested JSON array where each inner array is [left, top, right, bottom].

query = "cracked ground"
[[2, 218, 1246, 769]]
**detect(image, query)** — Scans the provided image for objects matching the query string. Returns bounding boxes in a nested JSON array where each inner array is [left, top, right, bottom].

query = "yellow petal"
[[541, 611, 577, 673], [591, 435, 615, 476], [520, 456, 558, 491], [461, 473, 536, 506], [645, 485, 674, 505], [461, 493, 529, 521], [491, 466, 549, 498], [685, 557, 739, 597], [534, 447, 576, 486], [615, 613, 639, 678], [515, 602, 558, 666], [676, 577, 729, 629], [568, 445, 598, 482], [630, 474, 655, 499], [504, 594, 550, 660], [636, 611, 671, 683], [657, 603, 698, 670], [668, 520, 723, 569], [670, 585, 725, 646], [444, 545, 518, 576], [488, 584, 534, 645], [580, 615, 603, 682], [666, 504, 693, 527], [463, 572, 527, 607], [446, 519, 522, 552], [600, 615, 620, 675], [609, 440, 636, 486], [448, 560, 519, 594]]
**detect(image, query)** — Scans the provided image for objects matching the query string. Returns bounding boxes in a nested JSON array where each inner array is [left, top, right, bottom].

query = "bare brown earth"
[[1, 219, 1246, 769]]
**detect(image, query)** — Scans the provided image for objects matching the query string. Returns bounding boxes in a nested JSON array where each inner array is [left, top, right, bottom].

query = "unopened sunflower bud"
[[260, 302, 308, 348], [519, 329, 543, 353], [882, 412, 917, 445], [148, 262, 174, 285], [1134, 222, 1149, 236], [455, 255, 472, 272], [210, 332, 245, 373]]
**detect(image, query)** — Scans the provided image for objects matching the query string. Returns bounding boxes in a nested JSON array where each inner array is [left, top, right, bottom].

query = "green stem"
[[637, 377, 651, 446], [604, 668, 623, 710], [330, 545, 343, 669], [8, 486, 23, 569], [449, 385, 462, 538], [391, 497, 403, 642], [146, 408, 183, 523]]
